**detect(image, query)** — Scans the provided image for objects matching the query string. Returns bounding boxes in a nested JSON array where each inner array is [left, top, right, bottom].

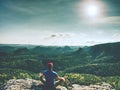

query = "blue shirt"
[[43, 70, 58, 86]]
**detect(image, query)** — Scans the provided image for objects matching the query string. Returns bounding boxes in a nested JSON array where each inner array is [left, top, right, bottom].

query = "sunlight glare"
[[86, 4, 99, 18], [77, 0, 106, 22]]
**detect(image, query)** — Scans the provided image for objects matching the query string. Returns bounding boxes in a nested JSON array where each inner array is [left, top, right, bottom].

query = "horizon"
[[0, 41, 119, 47], [0, 0, 120, 46]]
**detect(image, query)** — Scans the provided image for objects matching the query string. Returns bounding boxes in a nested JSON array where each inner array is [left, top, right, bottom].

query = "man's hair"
[[47, 62, 53, 69]]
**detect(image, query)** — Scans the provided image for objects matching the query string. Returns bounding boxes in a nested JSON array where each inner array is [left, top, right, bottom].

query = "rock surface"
[[72, 82, 115, 90], [0, 79, 67, 90], [1, 78, 42, 90], [0, 79, 115, 90]]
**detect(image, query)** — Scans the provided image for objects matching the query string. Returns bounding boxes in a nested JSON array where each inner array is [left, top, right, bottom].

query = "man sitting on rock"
[[39, 62, 65, 90]]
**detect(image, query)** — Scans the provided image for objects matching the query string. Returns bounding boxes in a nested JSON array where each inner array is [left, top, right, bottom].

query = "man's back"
[[39, 62, 65, 90], [43, 70, 58, 87]]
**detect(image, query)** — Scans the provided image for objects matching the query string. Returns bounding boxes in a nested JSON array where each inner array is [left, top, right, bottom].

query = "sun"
[[86, 4, 99, 18], [77, 0, 105, 20]]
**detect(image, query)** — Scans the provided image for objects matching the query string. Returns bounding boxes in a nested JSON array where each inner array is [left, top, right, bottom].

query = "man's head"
[[47, 62, 53, 70]]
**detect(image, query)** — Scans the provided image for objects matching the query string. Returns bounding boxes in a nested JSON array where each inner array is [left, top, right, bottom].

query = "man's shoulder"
[[52, 70, 57, 74], [52, 71, 58, 76], [43, 70, 57, 75]]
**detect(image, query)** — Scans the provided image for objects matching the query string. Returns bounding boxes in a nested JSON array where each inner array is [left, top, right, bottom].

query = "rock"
[[1, 78, 67, 90], [1, 78, 42, 90], [56, 85, 67, 90], [0, 79, 115, 90], [72, 82, 115, 90]]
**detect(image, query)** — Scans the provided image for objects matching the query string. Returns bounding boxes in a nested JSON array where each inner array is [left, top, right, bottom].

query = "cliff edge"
[[0, 78, 115, 90]]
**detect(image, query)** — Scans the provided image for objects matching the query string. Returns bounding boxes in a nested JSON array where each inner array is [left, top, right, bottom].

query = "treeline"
[[0, 55, 44, 73], [0, 45, 77, 55], [63, 63, 120, 76]]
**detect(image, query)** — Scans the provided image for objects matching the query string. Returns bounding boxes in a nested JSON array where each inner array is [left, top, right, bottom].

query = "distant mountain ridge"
[[86, 42, 120, 63], [0, 42, 120, 59], [0, 44, 79, 55], [32, 46, 74, 55], [88, 42, 120, 58]]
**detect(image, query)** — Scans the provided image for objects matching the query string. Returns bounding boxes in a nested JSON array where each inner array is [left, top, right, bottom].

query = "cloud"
[[51, 34, 56, 38], [79, 15, 120, 25], [44, 33, 72, 40], [85, 41, 102, 45], [112, 33, 120, 39], [102, 16, 120, 24], [4, 2, 36, 15], [49, 33, 71, 38]]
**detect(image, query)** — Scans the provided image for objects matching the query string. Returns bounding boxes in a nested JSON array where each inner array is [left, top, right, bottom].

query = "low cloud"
[[112, 33, 120, 39], [51, 34, 56, 37], [103, 16, 120, 24], [85, 41, 101, 45], [50, 33, 71, 38]]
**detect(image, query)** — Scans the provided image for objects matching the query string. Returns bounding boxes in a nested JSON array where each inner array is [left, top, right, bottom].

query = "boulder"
[[1, 78, 42, 90], [0, 79, 115, 90], [1, 79, 67, 90], [72, 82, 115, 90], [56, 85, 67, 90]]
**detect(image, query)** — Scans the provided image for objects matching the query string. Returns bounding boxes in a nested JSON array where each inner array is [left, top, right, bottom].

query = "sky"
[[0, 0, 120, 46]]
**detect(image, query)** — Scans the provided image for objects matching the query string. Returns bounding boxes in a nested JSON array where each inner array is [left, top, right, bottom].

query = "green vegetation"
[[0, 42, 120, 89], [0, 68, 39, 86], [64, 63, 120, 76], [65, 73, 102, 85], [64, 73, 120, 89]]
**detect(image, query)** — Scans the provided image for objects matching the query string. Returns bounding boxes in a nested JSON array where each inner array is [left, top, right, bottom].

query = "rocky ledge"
[[0, 79, 115, 90]]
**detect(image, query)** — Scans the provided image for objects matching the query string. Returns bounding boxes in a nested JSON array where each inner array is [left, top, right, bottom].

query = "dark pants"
[[41, 80, 63, 90], [42, 86, 56, 90]]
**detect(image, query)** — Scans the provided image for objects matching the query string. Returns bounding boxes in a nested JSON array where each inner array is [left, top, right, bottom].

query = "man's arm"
[[39, 73, 45, 83], [54, 76, 66, 87], [57, 76, 65, 82]]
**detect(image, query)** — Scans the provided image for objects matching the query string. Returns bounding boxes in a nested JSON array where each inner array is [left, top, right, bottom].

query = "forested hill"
[[0, 42, 120, 69], [0, 42, 120, 65], [88, 42, 120, 59], [83, 42, 120, 63], [0, 42, 120, 56], [63, 42, 120, 76]]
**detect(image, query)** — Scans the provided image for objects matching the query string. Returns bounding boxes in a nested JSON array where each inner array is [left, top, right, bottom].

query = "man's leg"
[[54, 80, 63, 87]]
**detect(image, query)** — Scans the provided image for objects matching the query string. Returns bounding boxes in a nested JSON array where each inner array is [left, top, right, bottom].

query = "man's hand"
[[62, 76, 67, 82], [39, 73, 43, 77], [39, 73, 46, 83], [61, 77, 65, 82], [58, 76, 67, 82]]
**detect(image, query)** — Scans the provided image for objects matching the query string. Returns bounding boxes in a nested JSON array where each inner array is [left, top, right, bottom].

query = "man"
[[39, 62, 65, 90]]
